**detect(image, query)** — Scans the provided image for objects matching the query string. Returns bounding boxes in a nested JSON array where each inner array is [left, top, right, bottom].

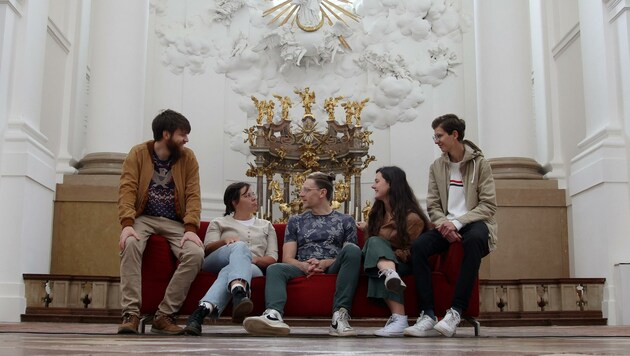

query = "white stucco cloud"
[[153, 0, 465, 151]]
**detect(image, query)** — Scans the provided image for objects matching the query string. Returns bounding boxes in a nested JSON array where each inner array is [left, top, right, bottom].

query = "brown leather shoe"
[[117, 313, 140, 334], [151, 313, 184, 335]]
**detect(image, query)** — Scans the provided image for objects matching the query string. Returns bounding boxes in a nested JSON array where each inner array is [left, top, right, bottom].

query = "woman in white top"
[[184, 182, 278, 335]]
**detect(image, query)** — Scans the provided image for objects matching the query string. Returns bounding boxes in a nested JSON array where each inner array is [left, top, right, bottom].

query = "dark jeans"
[[411, 221, 490, 313]]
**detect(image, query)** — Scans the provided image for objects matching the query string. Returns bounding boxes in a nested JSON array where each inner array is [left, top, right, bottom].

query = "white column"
[[529, 0, 565, 182], [0, 0, 56, 322], [474, 0, 536, 160], [55, 1, 91, 181], [81, 0, 149, 172], [569, 0, 630, 325]]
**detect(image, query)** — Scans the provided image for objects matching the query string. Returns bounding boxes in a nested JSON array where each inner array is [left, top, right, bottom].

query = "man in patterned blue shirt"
[[243, 172, 361, 337]]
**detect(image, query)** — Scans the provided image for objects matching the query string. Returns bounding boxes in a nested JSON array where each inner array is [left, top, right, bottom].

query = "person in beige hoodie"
[[405, 113, 497, 338]]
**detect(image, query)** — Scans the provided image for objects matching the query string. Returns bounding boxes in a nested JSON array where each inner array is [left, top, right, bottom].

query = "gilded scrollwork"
[[268, 180, 284, 203]]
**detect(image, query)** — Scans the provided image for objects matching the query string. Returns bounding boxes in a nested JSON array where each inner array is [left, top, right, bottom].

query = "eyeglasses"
[[300, 187, 321, 194], [432, 133, 445, 142], [241, 192, 257, 199]]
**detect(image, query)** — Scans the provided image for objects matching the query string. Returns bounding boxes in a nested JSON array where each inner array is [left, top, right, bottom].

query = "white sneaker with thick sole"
[[403, 312, 440, 337], [433, 308, 460, 337], [243, 309, 290, 336], [374, 314, 408, 337], [379, 268, 407, 294], [329, 307, 357, 337]]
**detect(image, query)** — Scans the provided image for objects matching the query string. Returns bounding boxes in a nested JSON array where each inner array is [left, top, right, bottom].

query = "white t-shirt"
[[447, 161, 468, 230]]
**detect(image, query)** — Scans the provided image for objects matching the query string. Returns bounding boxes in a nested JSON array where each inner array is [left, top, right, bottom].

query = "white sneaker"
[[329, 307, 357, 337], [434, 308, 460, 337], [243, 308, 290, 336], [379, 268, 407, 294], [374, 314, 408, 337], [403, 312, 439, 337]]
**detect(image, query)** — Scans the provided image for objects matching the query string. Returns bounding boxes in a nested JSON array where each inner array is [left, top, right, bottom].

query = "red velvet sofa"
[[140, 221, 480, 334]]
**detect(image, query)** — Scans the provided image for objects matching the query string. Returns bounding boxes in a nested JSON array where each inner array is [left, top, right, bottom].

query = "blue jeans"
[[199, 241, 262, 315]]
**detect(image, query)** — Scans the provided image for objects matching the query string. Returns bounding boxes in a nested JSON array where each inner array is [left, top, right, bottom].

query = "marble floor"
[[1, 322, 629, 355]]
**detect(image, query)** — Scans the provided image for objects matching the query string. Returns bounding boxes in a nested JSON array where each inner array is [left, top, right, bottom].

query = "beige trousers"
[[120, 215, 204, 316]]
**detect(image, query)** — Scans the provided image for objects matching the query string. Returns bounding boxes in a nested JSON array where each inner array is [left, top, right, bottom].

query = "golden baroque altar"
[[245, 87, 375, 223]]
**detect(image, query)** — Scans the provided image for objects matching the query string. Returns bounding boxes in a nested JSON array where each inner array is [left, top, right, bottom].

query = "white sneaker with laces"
[[378, 268, 407, 294], [403, 312, 439, 337], [374, 314, 408, 337], [243, 308, 290, 336], [329, 307, 357, 336], [434, 308, 460, 337]]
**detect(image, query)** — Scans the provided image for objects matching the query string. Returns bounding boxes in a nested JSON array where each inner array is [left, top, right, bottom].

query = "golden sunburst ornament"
[[264, 0, 360, 32]]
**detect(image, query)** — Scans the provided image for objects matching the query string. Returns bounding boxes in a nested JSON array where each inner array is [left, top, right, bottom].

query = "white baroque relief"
[[152, 0, 466, 152]]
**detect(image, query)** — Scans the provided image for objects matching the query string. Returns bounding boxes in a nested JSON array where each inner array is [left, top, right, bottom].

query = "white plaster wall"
[[144, 0, 472, 218], [550, 0, 580, 44]]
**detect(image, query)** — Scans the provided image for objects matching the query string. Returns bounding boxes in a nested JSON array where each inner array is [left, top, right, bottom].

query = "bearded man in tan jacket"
[[117, 109, 204, 335]]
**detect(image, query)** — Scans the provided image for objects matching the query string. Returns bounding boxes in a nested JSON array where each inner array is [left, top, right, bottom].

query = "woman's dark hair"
[[223, 182, 252, 216], [306, 171, 335, 201], [432, 113, 465, 142], [152, 109, 191, 141], [367, 166, 432, 243]]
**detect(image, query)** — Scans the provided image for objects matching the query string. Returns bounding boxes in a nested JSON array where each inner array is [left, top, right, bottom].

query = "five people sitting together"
[[117, 110, 497, 337]]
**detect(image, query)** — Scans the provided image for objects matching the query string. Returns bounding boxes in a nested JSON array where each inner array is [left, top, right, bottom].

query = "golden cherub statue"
[[294, 87, 316, 116], [243, 127, 256, 146], [354, 98, 369, 127], [264, 100, 275, 124], [360, 130, 374, 146], [273, 94, 293, 121], [324, 96, 344, 121], [251, 96, 265, 125], [341, 101, 356, 125], [362, 200, 372, 222]]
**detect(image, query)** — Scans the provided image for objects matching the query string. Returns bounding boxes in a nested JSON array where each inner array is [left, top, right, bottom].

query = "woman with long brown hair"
[[358, 166, 432, 337]]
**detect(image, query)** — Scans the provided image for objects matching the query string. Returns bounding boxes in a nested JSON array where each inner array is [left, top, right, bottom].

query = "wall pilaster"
[[0, 0, 55, 322], [568, 0, 630, 325]]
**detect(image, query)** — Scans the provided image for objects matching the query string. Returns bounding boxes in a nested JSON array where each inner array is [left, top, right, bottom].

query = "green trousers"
[[264, 243, 362, 315], [362, 236, 412, 304]]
